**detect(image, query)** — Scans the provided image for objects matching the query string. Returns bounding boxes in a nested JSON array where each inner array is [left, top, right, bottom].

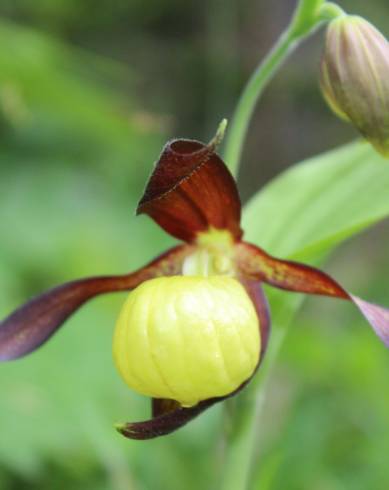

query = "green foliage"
[[0, 19, 181, 490], [0, 18, 165, 197], [243, 141, 389, 258], [242, 139, 389, 384], [239, 140, 389, 489]]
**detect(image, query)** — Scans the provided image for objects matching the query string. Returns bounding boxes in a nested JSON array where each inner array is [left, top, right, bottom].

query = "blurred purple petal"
[[352, 295, 389, 346], [0, 276, 124, 362]]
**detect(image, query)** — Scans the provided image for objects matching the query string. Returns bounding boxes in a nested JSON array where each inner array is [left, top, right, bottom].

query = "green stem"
[[318, 2, 346, 21], [223, 28, 297, 177], [220, 328, 287, 490], [223, 0, 332, 177], [219, 1, 346, 488]]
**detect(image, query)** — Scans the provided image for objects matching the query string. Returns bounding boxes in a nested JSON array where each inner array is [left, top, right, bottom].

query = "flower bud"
[[320, 15, 389, 156], [113, 276, 260, 407]]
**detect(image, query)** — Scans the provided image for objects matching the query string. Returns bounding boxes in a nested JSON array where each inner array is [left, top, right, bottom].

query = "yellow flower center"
[[183, 228, 236, 277], [113, 275, 260, 407]]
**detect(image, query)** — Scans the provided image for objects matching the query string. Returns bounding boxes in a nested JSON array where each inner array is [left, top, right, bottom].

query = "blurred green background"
[[0, 1, 388, 489]]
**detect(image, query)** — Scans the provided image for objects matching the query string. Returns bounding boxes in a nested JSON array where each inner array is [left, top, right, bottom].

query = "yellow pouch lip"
[[113, 275, 261, 406]]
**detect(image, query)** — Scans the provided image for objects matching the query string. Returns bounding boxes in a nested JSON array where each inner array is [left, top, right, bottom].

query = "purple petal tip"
[[352, 295, 389, 347]]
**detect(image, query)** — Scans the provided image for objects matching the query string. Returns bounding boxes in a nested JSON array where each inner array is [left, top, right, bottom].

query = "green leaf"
[[241, 138, 389, 385], [238, 140, 389, 487], [243, 141, 389, 261]]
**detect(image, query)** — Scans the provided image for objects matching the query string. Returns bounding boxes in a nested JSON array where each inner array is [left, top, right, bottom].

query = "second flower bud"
[[320, 14, 389, 157]]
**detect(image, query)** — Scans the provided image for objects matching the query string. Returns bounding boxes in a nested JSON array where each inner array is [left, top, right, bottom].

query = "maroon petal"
[[117, 370, 258, 441], [137, 137, 242, 243], [237, 242, 389, 347], [116, 398, 221, 440], [0, 246, 191, 361]]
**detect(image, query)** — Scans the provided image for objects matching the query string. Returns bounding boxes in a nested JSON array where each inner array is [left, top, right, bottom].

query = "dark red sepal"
[[117, 398, 221, 440], [237, 242, 389, 347], [0, 245, 191, 361], [137, 139, 242, 243], [117, 373, 257, 441]]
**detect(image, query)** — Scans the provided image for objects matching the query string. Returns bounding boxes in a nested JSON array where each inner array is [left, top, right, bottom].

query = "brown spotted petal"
[[0, 246, 190, 361], [117, 280, 271, 440], [237, 242, 389, 347], [137, 139, 242, 243]]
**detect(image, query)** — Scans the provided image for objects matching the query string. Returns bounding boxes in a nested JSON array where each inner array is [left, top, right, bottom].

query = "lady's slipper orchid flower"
[[1, 128, 389, 440]]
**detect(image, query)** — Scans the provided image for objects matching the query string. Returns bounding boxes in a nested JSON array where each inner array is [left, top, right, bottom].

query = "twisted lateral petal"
[[237, 242, 389, 347], [0, 246, 190, 361], [137, 138, 242, 242], [116, 279, 271, 440]]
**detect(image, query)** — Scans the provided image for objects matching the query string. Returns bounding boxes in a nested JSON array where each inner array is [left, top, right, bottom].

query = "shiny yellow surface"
[[182, 228, 236, 277], [113, 276, 260, 407]]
